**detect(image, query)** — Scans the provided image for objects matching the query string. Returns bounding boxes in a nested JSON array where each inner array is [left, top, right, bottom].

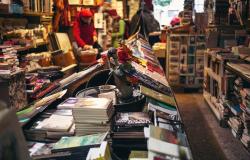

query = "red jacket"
[[73, 14, 97, 47]]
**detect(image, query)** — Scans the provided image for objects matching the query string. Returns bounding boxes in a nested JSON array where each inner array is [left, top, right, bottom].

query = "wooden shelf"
[[15, 42, 48, 52], [69, 4, 98, 8], [0, 12, 53, 17], [226, 64, 250, 83], [24, 12, 53, 17], [205, 68, 221, 83], [203, 91, 222, 121]]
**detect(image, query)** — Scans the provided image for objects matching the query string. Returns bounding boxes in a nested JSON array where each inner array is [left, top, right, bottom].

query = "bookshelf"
[[15, 42, 49, 53], [203, 48, 238, 126], [0, 12, 53, 17], [226, 63, 250, 83], [224, 61, 250, 149]]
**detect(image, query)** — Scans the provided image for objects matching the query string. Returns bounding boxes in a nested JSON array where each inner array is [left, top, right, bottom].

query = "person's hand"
[[93, 36, 97, 42], [83, 45, 92, 50]]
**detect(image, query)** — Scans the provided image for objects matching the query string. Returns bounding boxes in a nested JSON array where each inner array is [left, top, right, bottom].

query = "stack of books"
[[241, 112, 250, 149], [228, 117, 243, 139], [240, 88, 250, 148], [58, 97, 114, 136], [140, 85, 176, 107], [145, 125, 191, 160], [240, 88, 250, 113], [148, 98, 178, 116], [50, 132, 107, 160], [126, 34, 165, 75], [24, 109, 75, 142], [52, 133, 107, 159], [111, 112, 151, 150], [28, 142, 72, 160], [0, 45, 19, 75], [241, 133, 250, 149]]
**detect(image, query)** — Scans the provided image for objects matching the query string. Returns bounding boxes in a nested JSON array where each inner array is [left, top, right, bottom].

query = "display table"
[[15, 35, 193, 160]]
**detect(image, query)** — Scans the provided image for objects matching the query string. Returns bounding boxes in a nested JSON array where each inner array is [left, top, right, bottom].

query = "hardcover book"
[[58, 97, 112, 110], [140, 85, 176, 107], [52, 132, 107, 153], [149, 125, 188, 147], [148, 98, 177, 116], [40, 114, 73, 132], [115, 112, 151, 127]]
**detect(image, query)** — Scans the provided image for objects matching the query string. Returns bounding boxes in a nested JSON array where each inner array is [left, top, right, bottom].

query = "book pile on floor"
[[228, 117, 243, 139], [111, 112, 151, 150], [29, 132, 107, 160], [24, 109, 74, 142], [240, 87, 250, 149], [0, 45, 19, 74], [241, 112, 250, 149], [240, 88, 250, 113], [145, 125, 191, 160], [58, 97, 113, 136]]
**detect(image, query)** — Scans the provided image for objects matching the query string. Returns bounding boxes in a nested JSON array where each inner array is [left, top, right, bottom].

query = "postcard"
[[188, 56, 195, 64], [170, 42, 180, 49], [180, 45, 187, 55], [189, 36, 196, 44], [196, 35, 206, 42], [188, 46, 196, 55]]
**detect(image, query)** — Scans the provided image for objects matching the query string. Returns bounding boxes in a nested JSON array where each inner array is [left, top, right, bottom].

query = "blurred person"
[[109, 13, 126, 48], [73, 9, 98, 50]]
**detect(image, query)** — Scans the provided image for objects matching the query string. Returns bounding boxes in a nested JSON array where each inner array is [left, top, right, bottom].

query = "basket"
[[78, 50, 97, 64]]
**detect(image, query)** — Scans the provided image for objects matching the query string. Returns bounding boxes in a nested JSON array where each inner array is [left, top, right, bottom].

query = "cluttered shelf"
[[17, 63, 104, 127], [0, 12, 53, 17], [226, 62, 250, 83], [69, 4, 98, 8], [15, 42, 49, 53]]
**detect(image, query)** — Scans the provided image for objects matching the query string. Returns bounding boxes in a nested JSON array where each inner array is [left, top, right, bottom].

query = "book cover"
[[115, 112, 151, 127], [58, 97, 112, 110], [148, 98, 177, 116], [129, 151, 148, 159], [52, 132, 107, 152], [148, 138, 191, 160], [68, 0, 81, 5], [149, 125, 188, 147], [140, 85, 176, 107], [54, 33, 72, 53], [86, 147, 100, 160], [40, 114, 73, 132]]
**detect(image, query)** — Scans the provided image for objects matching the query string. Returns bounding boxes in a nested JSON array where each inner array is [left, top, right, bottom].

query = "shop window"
[[153, 0, 184, 27], [194, 0, 204, 13]]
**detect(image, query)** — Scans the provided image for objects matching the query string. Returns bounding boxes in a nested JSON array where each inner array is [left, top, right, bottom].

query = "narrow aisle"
[[175, 93, 250, 160]]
